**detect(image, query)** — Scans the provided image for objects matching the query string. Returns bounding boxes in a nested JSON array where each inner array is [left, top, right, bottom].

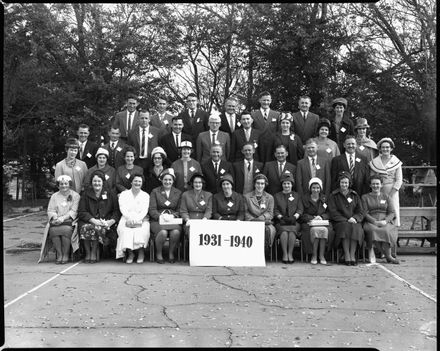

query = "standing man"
[[159, 116, 192, 163], [179, 93, 209, 145], [196, 114, 230, 164], [331, 135, 370, 196], [219, 98, 240, 137], [127, 109, 160, 172], [76, 124, 99, 169], [233, 143, 264, 195], [251, 91, 281, 163], [150, 96, 174, 138], [102, 125, 126, 170], [113, 94, 140, 142], [291, 96, 320, 143], [296, 138, 331, 199], [201, 144, 234, 194], [263, 144, 297, 195], [230, 111, 262, 162]]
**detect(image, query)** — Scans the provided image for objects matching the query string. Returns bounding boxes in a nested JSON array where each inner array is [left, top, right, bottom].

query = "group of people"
[[39, 91, 403, 266]]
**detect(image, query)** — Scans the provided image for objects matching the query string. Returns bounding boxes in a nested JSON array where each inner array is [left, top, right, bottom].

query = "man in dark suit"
[[251, 91, 281, 163], [331, 135, 370, 196], [113, 94, 140, 142], [179, 93, 209, 145], [219, 97, 240, 137], [196, 114, 230, 164], [102, 125, 126, 170], [263, 144, 297, 195], [291, 96, 320, 142], [230, 111, 262, 163], [127, 109, 160, 172], [150, 96, 174, 138], [233, 142, 264, 195], [201, 144, 234, 194], [296, 138, 331, 199], [76, 123, 99, 169], [159, 116, 192, 163]]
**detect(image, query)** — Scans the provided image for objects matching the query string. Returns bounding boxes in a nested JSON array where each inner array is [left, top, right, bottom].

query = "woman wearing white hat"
[[171, 140, 202, 192], [83, 147, 116, 191], [145, 146, 172, 193]]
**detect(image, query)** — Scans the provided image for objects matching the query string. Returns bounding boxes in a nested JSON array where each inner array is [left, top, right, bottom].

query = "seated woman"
[[300, 177, 335, 265], [78, 170, 120, 263], [115, 146, 144, 194], [116, 173, 150, 264], [171, 141, 202, 192], [362, 175, 399, 264], [328, 171, 365, 266], [244, 173, 276, 255], [274, 173, 303, 264], [145, 147, 172, 194], [180, 173, 212, 238], [84, 148, 116, 192], [38, 175, 81, 264], [148, 168, 182, 264], [212, 173, 245, 221]]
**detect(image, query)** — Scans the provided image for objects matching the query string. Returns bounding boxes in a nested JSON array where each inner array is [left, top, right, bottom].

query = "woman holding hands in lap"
[[212, 173, 245, 221]]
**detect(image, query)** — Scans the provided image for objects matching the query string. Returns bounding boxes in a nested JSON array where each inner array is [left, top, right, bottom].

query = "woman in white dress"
[[369, 137, 403, 226], [116, 173, 150, 263]]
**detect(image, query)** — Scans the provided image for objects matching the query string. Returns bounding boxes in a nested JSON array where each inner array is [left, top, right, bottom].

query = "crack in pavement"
[[162, 306, 180, 329], [211, 275, 258, 299], [225, 328, 233, 347]]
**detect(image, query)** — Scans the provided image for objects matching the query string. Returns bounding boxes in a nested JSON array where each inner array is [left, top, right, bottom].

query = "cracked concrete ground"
[[3, 212, 437, 348]]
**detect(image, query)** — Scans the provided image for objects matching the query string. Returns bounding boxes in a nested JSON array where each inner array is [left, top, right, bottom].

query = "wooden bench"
[[396, 207, 437, 254]]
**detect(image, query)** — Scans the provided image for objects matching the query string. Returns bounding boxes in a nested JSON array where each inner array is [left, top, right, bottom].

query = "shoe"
[[352, 260, 357, 266], [282, 260, 288, 264], [60, 260, 67, 264], [319, 259, 327, 265], [90, 259, 97, 264], [344, 260, 350, 266], [55, 260, 62, 265], [137, 250, 145, 264], [126, 252, 134, 264], [311, 259, 318, 265], [368, 248, 376, 263], [136, 257, 144, 264], [288, 259, 295, 264], [169, 258, 176, 264], [156, 259, 165, 264], [386, 257, 400, 264]]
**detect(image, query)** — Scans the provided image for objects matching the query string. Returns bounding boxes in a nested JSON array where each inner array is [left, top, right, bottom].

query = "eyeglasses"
[[153, 157, 163, 160]]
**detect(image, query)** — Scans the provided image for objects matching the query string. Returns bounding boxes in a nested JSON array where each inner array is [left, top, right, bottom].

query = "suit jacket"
[[230, 128, 262, 162], [330, 153, 370, 196], [148, 186, 182, 220], [159, 132, 193, 163], [103, 139, 126, 170], [263, 161, 297, 195], [113, 110, 140, 139], [149, 111, 174, 138], [329, 116, 355, 153], [212, 191, 245, 220], [252, 109, 281, 164], [219, 112, 241, 136], [232, 160, 264, 194], [291, 111, 320, 142], [171, 158, 202, 192], [273, 191, 303, 224], [179, 108, 209, 145], [244, 191, 275, 222], [272, 133, 304, 166], [296, 156, 331, 199], [201, 159, 234, 194], [127, 126, 160, 165], [76, 140, 99, 169], [179, 189, 213, 221], [196, 130, 230, 164]]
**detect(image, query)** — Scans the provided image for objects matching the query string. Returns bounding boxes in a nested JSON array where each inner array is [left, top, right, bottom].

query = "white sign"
[[189, 219, 266, 267]]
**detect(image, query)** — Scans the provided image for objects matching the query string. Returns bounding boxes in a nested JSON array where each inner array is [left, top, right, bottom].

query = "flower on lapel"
[[67, 194, 72, 202]]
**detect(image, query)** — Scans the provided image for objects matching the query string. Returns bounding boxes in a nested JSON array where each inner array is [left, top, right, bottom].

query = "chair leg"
[[300, 239, 303, 262]]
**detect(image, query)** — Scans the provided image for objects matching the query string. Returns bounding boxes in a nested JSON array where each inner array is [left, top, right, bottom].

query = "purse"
[[159, 210, 182, 230]]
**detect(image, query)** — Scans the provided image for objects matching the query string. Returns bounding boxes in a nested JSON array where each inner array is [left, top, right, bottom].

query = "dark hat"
[[354, 118, 370, 130], [189, 172, 205, 184], [317, 118, 331, 131], [377, 137, 395, 149], [338, 170, 352, 183], [280, 173, 295, 186], [253, 173, 268, 183], [218, 173, 234, 187], [65, 138, 80, 149], [332, 97, 348, 108]]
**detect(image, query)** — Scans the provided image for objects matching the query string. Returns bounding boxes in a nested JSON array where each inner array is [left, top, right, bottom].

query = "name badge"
[[75, 166, 81, 171], [102, 194, 107, 200], [148, 133, 153, 138], [164, 200, 171, 206], [260, 203, 266, 209], [340, 127, 346, 133], [61, 202, 67, 207], [323, 203, 327, 209], [197, 118, 201, 123], [326, 148, 332, 153], [125, 173, 131, 179], [355, 158, 361, 162], [315, 164, 321, 170], [116, 147, 122, 152], [254, 142, 258, 149], [227, 201, 234, 207], [359, 145, 365, 151], [347, 197, 352, 203], [214, 140, 220, 145], [284, 170, 291, 174], [290, 135, 295, 141], [189, 166, 196, 172], [199, 200, 206, 206], [380, 200, 386, 204], [255, 169, 260, 173], [220, 168, 225, 174], [164, 120, 169, 125], [236, 122, 241, 127], [288, 196, 294, 202], [105, 174, 109, 180], [87, 152, 92, 158]]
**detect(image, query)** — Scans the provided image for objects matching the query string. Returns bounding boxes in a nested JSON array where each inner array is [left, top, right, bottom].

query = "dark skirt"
[[301, 223, 335, 254], [275, 223, 301, 238], [48, 224, 73, 239], [334, 222, 364, 247], [150, 221, 182, 238]]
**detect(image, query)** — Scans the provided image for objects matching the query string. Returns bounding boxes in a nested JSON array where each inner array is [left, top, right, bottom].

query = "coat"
[[179, 108, 210, 145], [230, 128, 262, 162], [196, 130, 231, 164], [232, 160, 264, 194], [115, 165, 144, 193], [54, 159, 88, 194], [272, 133, 304, 166], [76, 140, 99, 169], [159, 132, 193, 163], [329, 115, 355, 153], [212, 191, 245, 221], [102, 139, 127, 170], [149, 111, 174, 138], [83, 164, 116, 192], [296, 156, 331, 199], [331, 152, 370, 196], [251, 109, 281, 163], [171, 158, 202, 192], [113, 110, 140, 139], [219, 112, 241, 136], [291, 111, 320, 142], [244, 191, 275, 223], [201, 159, 234, 194], [78, 188, 121, 229], [263, 161, 297, 195], [179, 189, 213, 221], [273, 191, 303, 226], [148, 186, 182, 220]]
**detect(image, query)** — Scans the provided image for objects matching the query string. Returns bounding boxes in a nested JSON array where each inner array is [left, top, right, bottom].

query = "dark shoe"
[[55, 260, 62, 265], [288, 259, 295, 264], [282, 260, 288, 264], [90, 259, 97, 264], [169, 258, 176, 264], [344, 260, 350, 266], [157, 259, 165, 264], [352, 260, 358, 266], [386, 257, 400, 264]]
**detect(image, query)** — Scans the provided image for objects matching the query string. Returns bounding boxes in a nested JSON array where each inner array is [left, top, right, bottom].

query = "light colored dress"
[[54, 159, 88, 193], [116, 189, 150, 259], [369, 155, 403, 226], [356, 137, 378, 162], [314, 137, 340, 162]]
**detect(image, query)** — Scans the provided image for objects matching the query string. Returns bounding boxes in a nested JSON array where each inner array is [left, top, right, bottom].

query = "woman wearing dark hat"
[[328, 171, 365, 265], [354, 118, 378, 162], [300, 177, 334, 265], [244, 173, 276, 252], [115, 145, 144, 194], [272, 112, 304, 166], [171, 140, 202, 192], [148, 168, 182, 263], [145, 146, 172, 193], [55, 137, 88, 193], [369, 137, 403, 226], [78, 170, 121, 263], [273, 173, 303, 264], [328, 98, 355, 153], [314, 118, 340, 161], [180, 173, 213, 240], [212, 173, 245, 221], [83, 148, 116, 192]]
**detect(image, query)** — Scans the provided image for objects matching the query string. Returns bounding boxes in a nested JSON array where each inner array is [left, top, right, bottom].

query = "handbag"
[[159, 210, 182, 230], [308, 219, 329, 227]]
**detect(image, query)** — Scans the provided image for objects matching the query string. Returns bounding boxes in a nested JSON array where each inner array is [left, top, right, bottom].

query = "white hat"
[[208, 114, 221, 122], [179, 140, 193, 149], [159, 168, 176, 180], [308, 177, 323, 190], [95, 147, 109, 158], [56, 174, 72, 183], [151, 146, 167, 158]]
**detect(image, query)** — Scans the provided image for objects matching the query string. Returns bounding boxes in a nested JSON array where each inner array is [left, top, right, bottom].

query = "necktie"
[[264, 111, 268, 120], [349, 155, 354, 176], [279, 162, 283, 176], [111, 142, 115, 150], [247, 161, 251, 172], [303, 112, 307, 120], [175, 134, 179, 147], [212, 132, 216, 145], [80, 143, 84, 159], [311, 157, 316, 177], [245, 128, 250, 141], [190, 110, 195, 124], [128, 112, 133, 132], [141, 127, 146, 156], [214, 162, 218, 175], [229, 114, 235, 132]]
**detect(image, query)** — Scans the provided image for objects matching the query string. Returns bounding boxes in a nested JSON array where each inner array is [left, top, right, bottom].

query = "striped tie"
[[349, 155, 354, 177]]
